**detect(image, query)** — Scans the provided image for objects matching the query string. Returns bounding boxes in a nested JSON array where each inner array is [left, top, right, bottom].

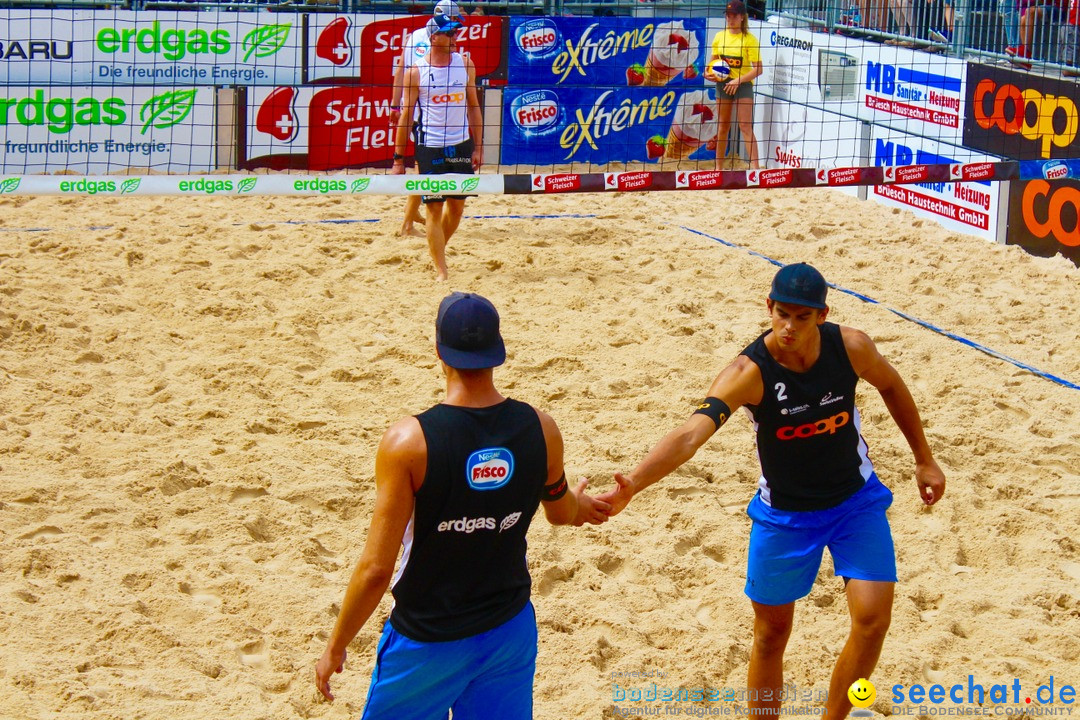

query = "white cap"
[[433, 0, 464, 18]]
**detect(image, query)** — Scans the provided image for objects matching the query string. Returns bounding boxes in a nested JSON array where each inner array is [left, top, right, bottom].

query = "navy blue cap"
[[436, 292, 506, 369], [432, 11, 464, 34], [769, 263, 828, 309]]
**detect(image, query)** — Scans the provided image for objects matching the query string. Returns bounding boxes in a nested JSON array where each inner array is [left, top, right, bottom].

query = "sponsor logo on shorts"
[[466, 447, 515, 490], [776, 411, 850, 440]]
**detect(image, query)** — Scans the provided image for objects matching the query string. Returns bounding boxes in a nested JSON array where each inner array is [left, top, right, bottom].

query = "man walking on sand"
[[391, 11, 482, 282], [316, 292, 609, 718], [388, 0, 467, 238], [597, 263, 946, 720]]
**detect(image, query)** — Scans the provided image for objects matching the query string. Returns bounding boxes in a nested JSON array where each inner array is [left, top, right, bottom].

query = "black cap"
[[436, 292, 506, 369], [726, 0, 747, 14], [769, 263, 828, 309]]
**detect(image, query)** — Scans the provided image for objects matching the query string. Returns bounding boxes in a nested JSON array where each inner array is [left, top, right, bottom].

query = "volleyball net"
[[1, 5, 1079, 259]]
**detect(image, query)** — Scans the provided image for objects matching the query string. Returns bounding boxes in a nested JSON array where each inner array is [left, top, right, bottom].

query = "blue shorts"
[[361, 602, 537, 720], [745, 474, 897, 606]]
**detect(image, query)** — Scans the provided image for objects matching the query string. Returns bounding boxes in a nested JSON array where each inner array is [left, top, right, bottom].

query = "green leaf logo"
[[120, 178, 141, 194], [242, 24, 291, 62], [0, 177, 20, 194], [460, 177, 479, 193], [140, 90, 197, 134], [237, 177, 257, 193], [350, 177, 370, 193]]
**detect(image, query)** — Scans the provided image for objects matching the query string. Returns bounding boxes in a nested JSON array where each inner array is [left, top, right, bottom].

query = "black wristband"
[[693, 397, 731, 430], [541, 473, 569, 502], [393, 153, 404, 161]]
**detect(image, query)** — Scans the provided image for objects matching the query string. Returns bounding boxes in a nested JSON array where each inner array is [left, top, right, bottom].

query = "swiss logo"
[[316, 18, 351, 66], [256, 86, 298, 142], [466, 447, 515, 490]]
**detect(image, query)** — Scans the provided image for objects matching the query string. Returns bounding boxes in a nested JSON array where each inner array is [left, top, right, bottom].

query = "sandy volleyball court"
[[1, 188, 1078, 719]]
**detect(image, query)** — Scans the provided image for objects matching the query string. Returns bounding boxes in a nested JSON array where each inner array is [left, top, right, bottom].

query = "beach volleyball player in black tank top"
[[596, 263, 946, 720]]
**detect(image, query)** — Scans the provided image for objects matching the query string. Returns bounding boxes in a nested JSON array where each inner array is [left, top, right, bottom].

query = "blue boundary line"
[[680, 225, 1080, 392], [0, 213, 598, 233]]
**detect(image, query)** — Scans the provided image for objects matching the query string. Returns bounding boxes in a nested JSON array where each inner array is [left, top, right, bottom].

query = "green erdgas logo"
[[178, 178, 234, 194], [404, 177, 459, 193], [0, 90, 125, 134], [294, 178, 347, 194], [242, 24, 292, 62], [96, 22, 231, 61], [237, 177, 257, 193], [460, 177, 480, 193], [59, 179, 116, 194], [0, 178, 22, 194], [140, 90, 196, 134], [120, 178, 141, 194], [350, 178, 370, 193]]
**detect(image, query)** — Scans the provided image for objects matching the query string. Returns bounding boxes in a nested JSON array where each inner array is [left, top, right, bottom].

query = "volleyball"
[[709, 59, 731, 81]]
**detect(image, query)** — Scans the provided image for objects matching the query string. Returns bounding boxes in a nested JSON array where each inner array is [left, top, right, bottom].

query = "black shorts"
[[415, 139, 475, 203], [717, 80, 754, 102]]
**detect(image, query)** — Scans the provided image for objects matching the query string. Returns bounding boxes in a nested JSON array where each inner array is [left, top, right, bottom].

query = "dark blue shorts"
[[745, 474, 897, 606], [414, 139, 475, 204], [361, 602, 537, 720]]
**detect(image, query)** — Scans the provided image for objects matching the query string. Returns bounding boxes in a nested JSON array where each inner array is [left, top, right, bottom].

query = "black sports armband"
[[693, 397, 731, 430], [541, 473, 569, 502]]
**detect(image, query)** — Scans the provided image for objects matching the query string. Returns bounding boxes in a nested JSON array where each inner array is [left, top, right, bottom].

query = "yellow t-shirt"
[[710, 29, 761, 83]]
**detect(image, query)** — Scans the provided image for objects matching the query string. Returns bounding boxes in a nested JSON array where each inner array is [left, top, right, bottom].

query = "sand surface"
[[1, 188, 1079, 720]]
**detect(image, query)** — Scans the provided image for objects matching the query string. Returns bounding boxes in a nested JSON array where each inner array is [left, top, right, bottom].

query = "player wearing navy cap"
[[316, 292, 610, 719], [597, 263, 945, 720]]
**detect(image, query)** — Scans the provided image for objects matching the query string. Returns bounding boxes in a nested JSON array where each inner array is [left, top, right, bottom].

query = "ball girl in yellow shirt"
[[705, 0, 763, 169]]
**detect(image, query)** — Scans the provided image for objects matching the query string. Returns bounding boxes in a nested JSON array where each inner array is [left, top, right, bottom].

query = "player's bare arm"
[[464, 57, 483, 170], [315, 417, 424, 701], [599, 356, 764, 516], [392, 67, 420, 176], [841, 325, 945, 506], [390, 58, 406, 126], [535, 409, 611, 526]]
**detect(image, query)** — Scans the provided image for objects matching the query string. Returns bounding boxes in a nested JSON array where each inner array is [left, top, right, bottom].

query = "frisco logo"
[[511, 90, 560, 132], [466, 447, 515, 490], [1043, 160, 1070, 180], [516, 18, 559, 55]]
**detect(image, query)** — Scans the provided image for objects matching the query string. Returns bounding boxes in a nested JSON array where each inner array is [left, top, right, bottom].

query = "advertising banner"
[[306, 14, 506, 86], [1007, 179, 1080, 265], [0, 10, 303, 86], [0, 173, 504, 196], [0, 85, 214, 173], [757, 24, 966, 145], [870, 127, 999, 239], [244, 84, 405, 170], [501, 85, 718, 166], [963, 62, 1080, 161], [508, 17, 706, 89]]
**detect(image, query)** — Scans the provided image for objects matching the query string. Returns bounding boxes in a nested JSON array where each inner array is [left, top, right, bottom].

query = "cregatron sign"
[[244, 84, 403, 170], [0, 10, 302, 85], [0, 86, 214, 173], [963, 62, 1080, 160]]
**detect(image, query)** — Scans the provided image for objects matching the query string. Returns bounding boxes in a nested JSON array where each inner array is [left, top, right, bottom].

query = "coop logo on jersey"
[[776, 411, 850, 440], [466, 447, 515, 490], [316, 17, 351, 66], [515, 18, 560, 57], [510, 90, 561, 134], [255, 86, 298, 142]]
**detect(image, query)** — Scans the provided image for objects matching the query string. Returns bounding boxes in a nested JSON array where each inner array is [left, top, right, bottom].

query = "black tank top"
[[740, 323, 874, 511], [389, 398, 547, 642]]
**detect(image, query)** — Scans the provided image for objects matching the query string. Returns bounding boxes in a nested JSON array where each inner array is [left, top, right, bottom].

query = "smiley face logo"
[[848, 678, 876, 709]]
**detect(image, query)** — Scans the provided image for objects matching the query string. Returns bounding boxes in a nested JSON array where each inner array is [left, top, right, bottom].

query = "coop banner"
[[0, 10, 304, 86], [0, 85, 214, 173], [501, 85, 720, 166], [508, 16, 707, 89]]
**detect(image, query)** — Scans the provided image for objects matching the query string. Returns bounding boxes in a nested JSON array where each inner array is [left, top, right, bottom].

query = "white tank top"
[[415, 53, 470, 148]]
